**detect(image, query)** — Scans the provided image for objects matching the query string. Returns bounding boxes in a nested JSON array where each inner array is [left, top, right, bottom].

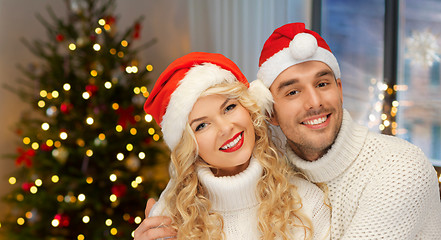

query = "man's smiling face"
[[269, 61, 343, 161]]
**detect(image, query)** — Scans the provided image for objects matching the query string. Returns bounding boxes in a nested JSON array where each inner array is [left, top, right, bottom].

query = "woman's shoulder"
[[290, 176, 331, 239], [148, 197, 166, 217], [148, 180, 174, 217], [289, 175, 326, 204]]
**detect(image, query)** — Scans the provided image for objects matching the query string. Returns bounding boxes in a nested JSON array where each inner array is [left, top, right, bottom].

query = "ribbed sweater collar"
[[286, 109, 368, 183], [197, 157, 262, 212]]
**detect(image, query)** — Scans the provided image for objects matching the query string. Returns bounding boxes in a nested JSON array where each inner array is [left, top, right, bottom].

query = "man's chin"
[[290, 135, 335, 156]]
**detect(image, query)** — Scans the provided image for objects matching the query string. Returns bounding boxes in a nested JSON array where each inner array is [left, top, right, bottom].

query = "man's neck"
[[287, 142, 327, 162]]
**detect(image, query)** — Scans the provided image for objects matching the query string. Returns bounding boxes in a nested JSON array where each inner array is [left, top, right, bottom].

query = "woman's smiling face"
[[188, 94, 255, 176]]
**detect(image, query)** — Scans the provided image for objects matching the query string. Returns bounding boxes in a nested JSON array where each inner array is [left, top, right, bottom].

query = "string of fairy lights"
[[3, 17, 160, 239], [366, 77, 402, 135], [369, 27, 441, 183]]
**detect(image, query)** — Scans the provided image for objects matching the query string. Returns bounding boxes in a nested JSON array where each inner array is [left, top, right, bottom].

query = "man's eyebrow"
[[317, 69, 334, 78], [276, 79, 299, 92]]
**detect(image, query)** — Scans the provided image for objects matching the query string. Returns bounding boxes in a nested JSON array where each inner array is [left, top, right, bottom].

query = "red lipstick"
[[219, 132, 244, 153]]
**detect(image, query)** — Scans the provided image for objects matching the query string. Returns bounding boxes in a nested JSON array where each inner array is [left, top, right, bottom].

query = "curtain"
[[188, 0, 311, 80]]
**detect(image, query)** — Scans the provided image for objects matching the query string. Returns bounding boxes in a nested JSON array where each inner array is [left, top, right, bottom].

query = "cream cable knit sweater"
[[150, 158, 331, 239], [286, 109, 441, 240]]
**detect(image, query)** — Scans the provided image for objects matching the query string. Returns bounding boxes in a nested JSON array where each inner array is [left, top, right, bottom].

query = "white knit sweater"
[[286, 109, 441, 240], [150, 158, 331, 240]]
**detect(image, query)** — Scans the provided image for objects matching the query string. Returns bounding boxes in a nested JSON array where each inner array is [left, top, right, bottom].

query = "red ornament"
[[21, 182, 35, 192], [16, 128, 23, 136], [60, 102, 73, 114], [54, 213, 70, 227], [133, 22, 141, 39], [111, 184, 127, 198], [144, 137, 152, 145], [104, 16, 116, 25], [116, 106, 136, 129], [40, 143, 53, 152], [85, 84, 98, 97], [56, 34, 65, 42], [15, 147, 35, 167]]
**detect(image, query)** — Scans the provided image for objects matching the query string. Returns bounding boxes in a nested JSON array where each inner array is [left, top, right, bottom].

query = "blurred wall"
[[0, 0, 190, 220]]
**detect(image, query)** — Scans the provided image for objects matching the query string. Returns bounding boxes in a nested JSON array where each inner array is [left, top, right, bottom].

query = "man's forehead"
[[270, 62, 335, 91]]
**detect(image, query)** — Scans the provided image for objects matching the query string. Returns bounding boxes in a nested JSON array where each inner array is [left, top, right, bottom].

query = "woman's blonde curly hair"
[[162, 81, 313, 239]]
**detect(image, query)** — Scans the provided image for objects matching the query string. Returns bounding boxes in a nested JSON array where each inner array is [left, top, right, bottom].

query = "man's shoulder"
[[367, 130, 411, 143], [366, 130, 425, 157], [363, 130, 435, 178]]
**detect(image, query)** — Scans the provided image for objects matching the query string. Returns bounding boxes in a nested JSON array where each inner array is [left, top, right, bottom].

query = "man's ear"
[[268, 112, 280, 126]]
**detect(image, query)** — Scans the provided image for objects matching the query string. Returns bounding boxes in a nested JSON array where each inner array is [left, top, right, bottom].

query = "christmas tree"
[[1, 0, 170, 239]]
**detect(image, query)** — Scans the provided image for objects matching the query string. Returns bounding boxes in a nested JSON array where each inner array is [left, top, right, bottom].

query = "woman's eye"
[[225, 104, 236, 112], [195, 123, 207, 132]]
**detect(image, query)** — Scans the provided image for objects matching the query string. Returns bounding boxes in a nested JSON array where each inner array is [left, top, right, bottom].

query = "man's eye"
[[195, 123, 207, 131], [287, 90, 299, 96], [317, 82, 328, 88], [225, 104, 236, 112]]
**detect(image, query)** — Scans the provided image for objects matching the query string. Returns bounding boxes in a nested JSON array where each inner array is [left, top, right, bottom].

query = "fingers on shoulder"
[[134, 217, 176, 240]]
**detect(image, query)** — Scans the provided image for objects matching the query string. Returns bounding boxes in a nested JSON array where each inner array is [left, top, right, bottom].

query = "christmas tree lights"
[[1, 0, 169, 239]]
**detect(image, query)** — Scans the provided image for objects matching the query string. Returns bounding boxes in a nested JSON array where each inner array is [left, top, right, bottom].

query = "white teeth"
[[303, 116, 327, 125], [220, 134, 242, 150]]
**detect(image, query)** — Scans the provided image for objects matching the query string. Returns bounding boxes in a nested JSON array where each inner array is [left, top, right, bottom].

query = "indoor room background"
[[0, 0, 440, 238]]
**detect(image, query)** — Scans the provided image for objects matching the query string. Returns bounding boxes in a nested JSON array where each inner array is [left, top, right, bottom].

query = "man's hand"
[[134, 198, 177, 240]]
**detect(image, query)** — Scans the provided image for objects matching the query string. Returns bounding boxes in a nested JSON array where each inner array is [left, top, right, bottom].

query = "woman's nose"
[[217, 118, 234, 137]]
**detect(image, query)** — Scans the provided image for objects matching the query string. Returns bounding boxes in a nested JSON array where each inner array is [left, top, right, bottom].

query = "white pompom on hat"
[[289, 33, 318, 60]]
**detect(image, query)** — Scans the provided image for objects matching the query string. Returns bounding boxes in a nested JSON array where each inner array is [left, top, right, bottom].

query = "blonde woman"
[[134, 52, 330, 240]]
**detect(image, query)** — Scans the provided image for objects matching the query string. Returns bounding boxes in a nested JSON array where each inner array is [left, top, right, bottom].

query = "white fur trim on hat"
[[257, 33, 341, 87], [249, 79, 274, 116], [161, 63, 237, 150]]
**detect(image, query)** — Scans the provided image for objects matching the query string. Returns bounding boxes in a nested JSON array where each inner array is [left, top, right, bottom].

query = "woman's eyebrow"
[[189, 98, 232, 127], [189, 116, 206, 127]]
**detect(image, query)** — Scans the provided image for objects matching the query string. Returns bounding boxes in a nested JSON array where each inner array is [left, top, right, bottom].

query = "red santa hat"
[[257, 22, 341, 89], [144, 52, 272, 150]]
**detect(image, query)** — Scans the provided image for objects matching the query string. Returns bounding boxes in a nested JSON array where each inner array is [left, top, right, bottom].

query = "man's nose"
[[304, 87, 322, 109]]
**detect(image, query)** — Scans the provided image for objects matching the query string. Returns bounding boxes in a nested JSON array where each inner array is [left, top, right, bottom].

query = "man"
[[135, 23, 441, 239], [256, 22, 441, 239]]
